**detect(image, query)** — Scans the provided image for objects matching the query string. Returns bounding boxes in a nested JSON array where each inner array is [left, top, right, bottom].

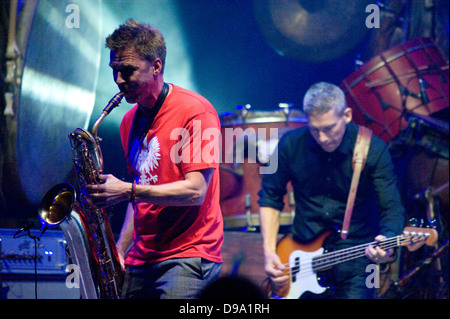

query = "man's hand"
[[83, 174, 130, 208], [264, 251, 289, 289], [365, 235, 394, 263], [116, 245, 126, 270]]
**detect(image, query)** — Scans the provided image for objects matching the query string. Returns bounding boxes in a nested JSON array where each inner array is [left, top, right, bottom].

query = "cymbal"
[[254, 0, 371, 63]]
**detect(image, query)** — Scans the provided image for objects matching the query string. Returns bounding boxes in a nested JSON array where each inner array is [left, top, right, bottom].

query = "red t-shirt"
[[120, 84, 223, 266]]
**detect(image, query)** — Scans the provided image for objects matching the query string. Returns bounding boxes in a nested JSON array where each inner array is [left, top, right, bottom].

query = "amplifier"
[[0, 228, 69, 275]]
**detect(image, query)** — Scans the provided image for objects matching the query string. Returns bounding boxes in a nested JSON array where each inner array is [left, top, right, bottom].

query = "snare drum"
[[219, 109, 307, 230], [341, 37, 449, 142]]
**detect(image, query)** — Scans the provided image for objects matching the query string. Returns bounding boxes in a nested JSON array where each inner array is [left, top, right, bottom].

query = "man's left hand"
[[365, 235, 394, 264], [83, 174, 130, 208]]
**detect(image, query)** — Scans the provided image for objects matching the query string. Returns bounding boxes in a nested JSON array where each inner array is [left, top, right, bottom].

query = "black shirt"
[[258, 123, 405, 248]]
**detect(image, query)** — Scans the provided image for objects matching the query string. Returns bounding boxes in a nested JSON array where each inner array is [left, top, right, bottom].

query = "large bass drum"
[[219, 108, 307, 230], [340, 37, 448, 142]]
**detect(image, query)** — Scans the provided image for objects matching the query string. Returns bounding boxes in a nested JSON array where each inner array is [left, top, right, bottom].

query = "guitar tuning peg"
[[408, 218, 419, 227], [419, 218, 425, 228], [427, 219, 438, 229]]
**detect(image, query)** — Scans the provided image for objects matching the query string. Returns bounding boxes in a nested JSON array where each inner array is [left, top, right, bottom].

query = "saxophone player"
[[83, 20, 223, 299]]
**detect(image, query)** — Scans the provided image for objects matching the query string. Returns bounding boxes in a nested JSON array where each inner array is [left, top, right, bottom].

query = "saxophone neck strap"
[[127, 82, 169, 174]]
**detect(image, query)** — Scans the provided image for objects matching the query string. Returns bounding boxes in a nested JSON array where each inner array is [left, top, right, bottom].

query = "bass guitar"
[[270, 227, 438, 299]]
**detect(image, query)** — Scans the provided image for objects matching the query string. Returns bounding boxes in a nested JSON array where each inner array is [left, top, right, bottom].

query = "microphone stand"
[[13, 222, 41, 299]]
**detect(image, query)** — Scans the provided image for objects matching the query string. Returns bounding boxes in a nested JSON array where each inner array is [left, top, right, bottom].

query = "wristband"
[[130, 181, 136, 202]]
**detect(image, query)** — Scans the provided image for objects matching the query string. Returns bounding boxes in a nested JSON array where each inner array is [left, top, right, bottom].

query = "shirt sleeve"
[[257, 134, 291, 211], [179, 111, 221, 174], [369, 141, 406, 238]]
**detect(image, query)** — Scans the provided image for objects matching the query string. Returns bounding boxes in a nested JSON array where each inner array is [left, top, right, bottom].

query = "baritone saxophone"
[[38, 92, 125, 299]]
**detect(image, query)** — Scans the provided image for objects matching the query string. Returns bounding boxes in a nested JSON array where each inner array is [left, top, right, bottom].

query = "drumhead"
[[220, 109, 307, 126], [341, 38, 449, 142]]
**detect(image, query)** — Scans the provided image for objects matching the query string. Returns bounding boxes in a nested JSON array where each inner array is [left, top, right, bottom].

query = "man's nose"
[[115, 71, 126, 85], [318, 131, 328, 143]]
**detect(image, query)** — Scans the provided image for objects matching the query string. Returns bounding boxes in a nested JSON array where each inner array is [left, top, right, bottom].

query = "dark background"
[[1, 0, 448, 231]]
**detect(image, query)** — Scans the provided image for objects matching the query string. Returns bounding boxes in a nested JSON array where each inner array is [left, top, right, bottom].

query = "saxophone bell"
[[38, 183, 76, 234], [38, 92, 125, 299]]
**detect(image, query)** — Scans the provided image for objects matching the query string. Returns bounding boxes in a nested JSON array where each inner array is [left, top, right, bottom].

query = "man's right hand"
[[116, 246, 126, 270], [264, 251, 289, 288]]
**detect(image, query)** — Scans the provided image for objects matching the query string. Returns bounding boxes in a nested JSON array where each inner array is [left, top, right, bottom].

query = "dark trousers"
[[121, 257, 222, 299]]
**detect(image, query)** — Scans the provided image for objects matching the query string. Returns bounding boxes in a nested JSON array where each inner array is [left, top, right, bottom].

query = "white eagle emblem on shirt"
[[136, 136, 161, 185]]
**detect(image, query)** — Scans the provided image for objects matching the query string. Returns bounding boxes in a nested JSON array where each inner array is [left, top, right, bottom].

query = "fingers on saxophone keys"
[[81, 185, 92, 195], [82, 184, 103, 199]]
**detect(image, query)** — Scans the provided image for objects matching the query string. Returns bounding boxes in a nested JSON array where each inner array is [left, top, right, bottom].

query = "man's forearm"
[[116, 202, 134, 254], [259, 206, 281, 255]]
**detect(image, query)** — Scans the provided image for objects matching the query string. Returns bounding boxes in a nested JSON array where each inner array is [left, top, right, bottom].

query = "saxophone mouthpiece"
[[93, 92, 125, 139], [102, 92, 125, 114]]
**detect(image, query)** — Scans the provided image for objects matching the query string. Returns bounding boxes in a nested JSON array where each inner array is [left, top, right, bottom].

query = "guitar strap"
[[341, 125, 372, 240]]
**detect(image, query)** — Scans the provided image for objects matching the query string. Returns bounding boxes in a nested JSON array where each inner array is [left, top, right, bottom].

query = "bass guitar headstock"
[[402, 227, 438, 251]]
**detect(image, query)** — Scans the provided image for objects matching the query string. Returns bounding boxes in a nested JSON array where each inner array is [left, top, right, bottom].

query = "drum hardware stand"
[[4, 0, 22, 117], [392, 114, 449, 159], [237, 104, 251, 123], [396, 238, 448, 298], [423, 183, 448, 291], [244, 193, 257, 231], [399, 182, 449, 298], [279, 103, 294, 125]]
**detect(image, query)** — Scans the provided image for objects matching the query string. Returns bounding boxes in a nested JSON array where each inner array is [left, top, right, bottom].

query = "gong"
[[254, 0, 372, 63], [3, 0, 102, 205]]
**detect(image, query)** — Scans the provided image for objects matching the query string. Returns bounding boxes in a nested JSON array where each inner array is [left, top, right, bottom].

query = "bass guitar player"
[[258, 82, 406, 299]]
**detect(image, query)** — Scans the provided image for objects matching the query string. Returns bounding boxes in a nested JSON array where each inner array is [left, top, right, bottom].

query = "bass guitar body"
[[274, 231, 332, 299]]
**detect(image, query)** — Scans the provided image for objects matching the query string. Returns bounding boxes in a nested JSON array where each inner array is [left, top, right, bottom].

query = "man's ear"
[[152, 58, 163, 76], [343, 107, 352, 124]]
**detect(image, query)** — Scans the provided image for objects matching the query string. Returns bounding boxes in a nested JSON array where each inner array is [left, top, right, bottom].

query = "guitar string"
[[279, 235, 426, 279], [311, 236, 407, 270], [280, 233, 429, 270], [280, 236, 402, 269], [280, 238, 405, 280]]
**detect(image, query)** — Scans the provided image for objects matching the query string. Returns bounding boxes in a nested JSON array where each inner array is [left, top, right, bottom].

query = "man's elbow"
[[188, 188, 207, 206]]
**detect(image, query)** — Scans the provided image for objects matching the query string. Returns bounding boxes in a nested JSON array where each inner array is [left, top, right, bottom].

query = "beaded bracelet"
[[130, 181, 136, 202]]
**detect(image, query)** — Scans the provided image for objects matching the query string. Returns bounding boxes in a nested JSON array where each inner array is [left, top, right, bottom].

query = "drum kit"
[[220, 37, 448, 232], [219, 105, 307, 231]]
